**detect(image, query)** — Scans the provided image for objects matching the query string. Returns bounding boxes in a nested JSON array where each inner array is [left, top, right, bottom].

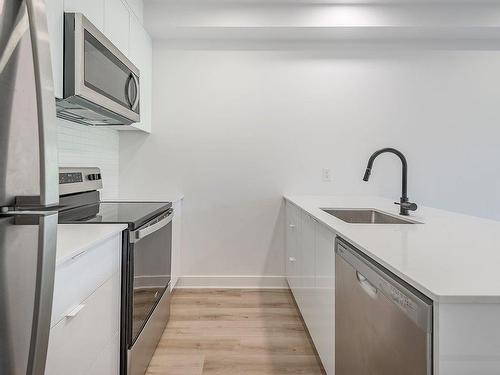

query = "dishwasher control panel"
[[379, 279, 419, 322]]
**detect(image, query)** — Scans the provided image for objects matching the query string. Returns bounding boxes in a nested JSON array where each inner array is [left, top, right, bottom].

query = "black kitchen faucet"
[[363, 148, 418, 216]]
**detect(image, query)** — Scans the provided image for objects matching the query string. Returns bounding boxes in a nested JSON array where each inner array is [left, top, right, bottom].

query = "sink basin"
[[321, 209, 418, 224]]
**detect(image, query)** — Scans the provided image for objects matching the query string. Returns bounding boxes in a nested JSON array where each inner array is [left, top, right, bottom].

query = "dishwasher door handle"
[[356, 271, 378, 298]]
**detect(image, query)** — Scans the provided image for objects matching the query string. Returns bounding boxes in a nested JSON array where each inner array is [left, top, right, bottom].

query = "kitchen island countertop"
[[285, 195, 500, 303]]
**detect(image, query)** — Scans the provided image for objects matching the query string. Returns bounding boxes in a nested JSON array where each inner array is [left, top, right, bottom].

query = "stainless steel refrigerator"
[[0, 0, 59, 374]]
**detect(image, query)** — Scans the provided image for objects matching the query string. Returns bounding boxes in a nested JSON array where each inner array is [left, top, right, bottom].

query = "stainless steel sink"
[[322, 209, 418, 224]]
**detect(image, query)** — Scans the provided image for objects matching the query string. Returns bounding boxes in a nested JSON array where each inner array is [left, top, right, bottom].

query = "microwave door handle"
[[125, 73, 139, 111], [130, 73, 139, 111], [125, 74, 134, 108]]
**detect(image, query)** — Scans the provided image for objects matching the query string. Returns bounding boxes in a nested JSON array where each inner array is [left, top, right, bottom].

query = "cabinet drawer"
[[51, 234, 121, 326], [45, 272, 121, 375]]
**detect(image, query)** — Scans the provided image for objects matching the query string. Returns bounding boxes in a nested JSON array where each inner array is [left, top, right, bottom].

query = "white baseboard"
[[175, 275, 288, 289]]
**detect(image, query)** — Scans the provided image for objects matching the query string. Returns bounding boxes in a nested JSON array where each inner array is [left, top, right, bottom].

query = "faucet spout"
[[362, 148, 416, 216], [362, 167, 371, 182]]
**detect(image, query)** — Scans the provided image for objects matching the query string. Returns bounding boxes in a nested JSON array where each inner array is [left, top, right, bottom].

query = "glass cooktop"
[[58, 201, 172, 230]]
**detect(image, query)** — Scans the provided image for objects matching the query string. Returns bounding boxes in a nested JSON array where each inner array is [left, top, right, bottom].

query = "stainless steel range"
[[24, 167, 173, 375]]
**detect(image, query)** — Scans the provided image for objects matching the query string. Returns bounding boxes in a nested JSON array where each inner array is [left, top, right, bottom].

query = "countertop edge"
[[56, 224, 127, 267]]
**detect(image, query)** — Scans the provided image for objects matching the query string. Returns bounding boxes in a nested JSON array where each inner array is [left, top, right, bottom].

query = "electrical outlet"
[[322, 168, 332, 182]]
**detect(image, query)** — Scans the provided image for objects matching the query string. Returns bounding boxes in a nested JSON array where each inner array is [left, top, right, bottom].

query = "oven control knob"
[[87, 173, 101, 181]]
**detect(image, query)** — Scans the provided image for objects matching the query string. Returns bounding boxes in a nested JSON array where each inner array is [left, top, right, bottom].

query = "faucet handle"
[[394, 201, 418, 212]]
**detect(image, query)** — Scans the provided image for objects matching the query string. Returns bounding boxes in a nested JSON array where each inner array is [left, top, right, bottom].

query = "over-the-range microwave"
[[56, 13, 140, 126]]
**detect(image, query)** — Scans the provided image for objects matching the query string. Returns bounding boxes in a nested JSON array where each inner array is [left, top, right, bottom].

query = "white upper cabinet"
[[45, 0, 64, 98], [128, 13, 152, 133], [45, 233, 122, 375], [64, 0, 105, 31], [124, 0, 144, 23], [104, 0, 130, 57]]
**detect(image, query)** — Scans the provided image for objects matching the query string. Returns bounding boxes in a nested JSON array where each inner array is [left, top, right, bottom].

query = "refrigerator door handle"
[[22, 212, 58, 375], [25, 0, 59, 207]]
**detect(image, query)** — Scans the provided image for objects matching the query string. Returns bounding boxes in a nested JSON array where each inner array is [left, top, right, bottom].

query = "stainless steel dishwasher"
[[335, 238, 433, 375]]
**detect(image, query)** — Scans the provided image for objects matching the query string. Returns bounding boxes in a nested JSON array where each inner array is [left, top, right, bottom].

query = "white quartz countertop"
[[56, 224, 127, 266], [285, 195, 500, 304]]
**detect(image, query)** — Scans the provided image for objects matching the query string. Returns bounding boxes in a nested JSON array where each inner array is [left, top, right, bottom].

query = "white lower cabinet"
[[51, 234, 121, 326], [285, 202, 300, 295], [299, 211, 316, 330], [87, 331, 121, 375], [312, 222, 335, 375], [285, 201, 335, 375], [45, 233, 122, 375], [436, 303, 500, 375], [45, 273, 121, 375]]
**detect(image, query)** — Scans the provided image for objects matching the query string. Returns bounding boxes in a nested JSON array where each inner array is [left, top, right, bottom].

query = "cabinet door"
[[45, 272, 121, 375], [288, 207, 335, 375], [312, 223, 335, 375], [124, 0, 143, 23], [128, 14, 152, 133], [87, 331, 120, 375], [299, 211, 316, 332], [104, 0, 130, 56], [285, 202, 300, 296], [46, 0, 64, 98], [64, 0, 105, 31]]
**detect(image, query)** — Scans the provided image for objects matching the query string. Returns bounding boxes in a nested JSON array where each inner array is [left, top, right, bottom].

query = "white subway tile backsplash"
[[56, 119, 119, 199]]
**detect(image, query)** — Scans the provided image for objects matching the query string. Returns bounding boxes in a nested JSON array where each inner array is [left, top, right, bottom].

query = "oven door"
[[63, 13, 140, 124], [127, 209, 173, 346]]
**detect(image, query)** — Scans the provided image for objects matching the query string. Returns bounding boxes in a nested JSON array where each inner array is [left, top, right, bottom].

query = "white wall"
[[119, 46, 500, 283], [57, 120, 119, 199], [118, 1, 500, 285]]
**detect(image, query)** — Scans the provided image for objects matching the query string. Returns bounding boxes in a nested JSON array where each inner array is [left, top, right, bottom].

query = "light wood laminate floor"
[[146, 289, 326, 375]]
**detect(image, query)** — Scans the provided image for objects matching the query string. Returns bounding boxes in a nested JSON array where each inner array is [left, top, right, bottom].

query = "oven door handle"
[[129, 209, 174, 243]]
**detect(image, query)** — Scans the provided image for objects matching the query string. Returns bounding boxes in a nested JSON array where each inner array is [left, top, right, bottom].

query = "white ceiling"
[[143, 0, 500, 47]]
